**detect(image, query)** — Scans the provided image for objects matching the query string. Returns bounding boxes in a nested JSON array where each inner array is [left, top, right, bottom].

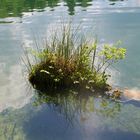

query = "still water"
[[0, 0, 140, 139]]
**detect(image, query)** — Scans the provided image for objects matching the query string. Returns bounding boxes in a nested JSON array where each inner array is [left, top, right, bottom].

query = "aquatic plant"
[[24, 23, 126, 92]]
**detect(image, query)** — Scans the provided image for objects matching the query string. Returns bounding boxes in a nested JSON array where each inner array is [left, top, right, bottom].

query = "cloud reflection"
[[0, 64, 33, 112]]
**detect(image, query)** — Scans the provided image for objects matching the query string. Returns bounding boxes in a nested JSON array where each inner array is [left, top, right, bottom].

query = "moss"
[[29, 59, 108, 92]]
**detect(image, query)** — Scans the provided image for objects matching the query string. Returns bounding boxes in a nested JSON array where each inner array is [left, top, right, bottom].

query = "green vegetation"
[[25, 23, 126, 93]]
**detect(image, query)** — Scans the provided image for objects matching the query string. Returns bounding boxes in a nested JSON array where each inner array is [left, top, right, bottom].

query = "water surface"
[[0, 0, 140, 139]]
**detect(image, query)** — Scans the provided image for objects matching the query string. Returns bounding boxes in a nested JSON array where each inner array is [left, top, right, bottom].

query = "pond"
[[0, 0, 140, 139]]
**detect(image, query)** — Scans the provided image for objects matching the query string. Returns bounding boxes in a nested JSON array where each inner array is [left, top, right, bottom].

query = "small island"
[[25, 23, 126, 98]]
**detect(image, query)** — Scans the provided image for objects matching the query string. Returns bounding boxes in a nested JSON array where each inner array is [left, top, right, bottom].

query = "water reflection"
[[0, 105, 32, 140], [0, 90, 140, 139], [33, 90, 121, 124], [64, 0, 93, 15], [0, 0, 140, 139], [1, 0, 139, 18], [0, 0, 92, 18], [0, 64, 33, 112], [0, 0, 59, 18], [22, 90, 140, 140]]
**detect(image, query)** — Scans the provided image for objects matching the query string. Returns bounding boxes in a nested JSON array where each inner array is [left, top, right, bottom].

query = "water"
[[0, 0, 140, 139]]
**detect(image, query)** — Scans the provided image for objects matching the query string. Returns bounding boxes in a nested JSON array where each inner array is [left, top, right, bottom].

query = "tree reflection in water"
[[0, 0, 124, 18]]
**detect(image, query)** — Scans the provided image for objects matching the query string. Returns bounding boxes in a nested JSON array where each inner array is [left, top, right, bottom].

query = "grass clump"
[[26, 23, 126, 92]]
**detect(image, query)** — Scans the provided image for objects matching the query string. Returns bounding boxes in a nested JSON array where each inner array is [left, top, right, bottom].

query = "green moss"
[[29, 59, 107, 91]]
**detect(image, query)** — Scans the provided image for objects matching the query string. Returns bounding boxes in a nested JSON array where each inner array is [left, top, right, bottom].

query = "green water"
[[0, 0, 140, 139]]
